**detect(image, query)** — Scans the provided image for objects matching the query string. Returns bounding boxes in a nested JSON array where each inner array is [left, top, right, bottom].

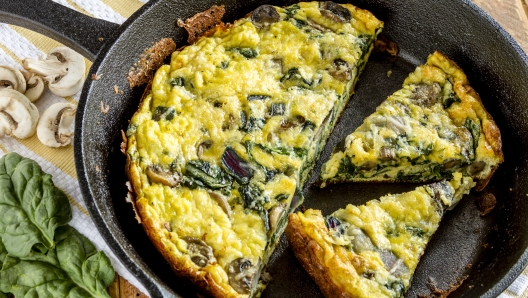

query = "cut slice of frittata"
[[286, 173, 475, 298], [125, 2, 383, 297], [320, 51, 503, 190]]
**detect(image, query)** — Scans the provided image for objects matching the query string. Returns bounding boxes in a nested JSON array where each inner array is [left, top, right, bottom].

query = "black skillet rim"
[[73, 0, 528, 297]]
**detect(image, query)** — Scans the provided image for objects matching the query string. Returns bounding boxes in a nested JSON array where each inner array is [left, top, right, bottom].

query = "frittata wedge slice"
[[321, 51, 503, 190], [286, 173, 475, 298], [125, 2, 383, 297]]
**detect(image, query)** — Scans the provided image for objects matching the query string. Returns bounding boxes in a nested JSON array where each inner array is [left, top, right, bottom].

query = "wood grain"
[[473, 0, 528, 52], [110, 0, 528, 297]]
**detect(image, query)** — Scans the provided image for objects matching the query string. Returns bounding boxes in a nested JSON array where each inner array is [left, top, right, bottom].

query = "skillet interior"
[[74, 0, 528, 297]]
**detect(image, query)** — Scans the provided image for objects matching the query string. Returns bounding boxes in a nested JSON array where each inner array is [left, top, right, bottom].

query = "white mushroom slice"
[[0, 66, 26, 94], [24, 74, 45, 102], [37, 103, 76, 147], [23, 47, 85, 97], [0, 89, 39, 139]]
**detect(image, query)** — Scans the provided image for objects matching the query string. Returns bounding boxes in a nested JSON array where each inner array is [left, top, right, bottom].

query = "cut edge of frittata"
[[320, 51, 503, 191], [286, 172, 475, 298], [124, 2, 383, 297]]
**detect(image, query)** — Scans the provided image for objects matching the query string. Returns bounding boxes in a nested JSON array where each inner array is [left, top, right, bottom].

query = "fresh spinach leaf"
[[0, 226, 114, 298], [0, 152, 72, 257]]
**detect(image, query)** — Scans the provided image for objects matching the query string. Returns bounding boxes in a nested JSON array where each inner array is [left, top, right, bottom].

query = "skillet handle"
[[0, 0, 121, 61]]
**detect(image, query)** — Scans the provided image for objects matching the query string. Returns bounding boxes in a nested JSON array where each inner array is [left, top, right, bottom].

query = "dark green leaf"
[[232, 48, 258, 59], [152, 106, 176, 121], [464, 118, 481, 157], [55, 226, 114, 297], [241, 117, 265, 132], [185, 160, 233, 190], [284, 4, 300, 18], [240, 184, 268, 212], [269, 103, 285, 116], [168, 77, 185, 87], [0, 153, 72, 258], [247, 95, 271, 101], [0, 226, 114, 298], [280, 68, 312, 88], [219, 61, 229, 69]]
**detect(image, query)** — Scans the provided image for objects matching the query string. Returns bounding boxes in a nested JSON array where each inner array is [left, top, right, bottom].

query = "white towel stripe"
[[69, 0, 126, 24], [0, 24, 44, 60], [507, 274, 528, 296]]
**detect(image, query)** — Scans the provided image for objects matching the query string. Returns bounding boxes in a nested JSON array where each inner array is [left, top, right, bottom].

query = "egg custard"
[[125, 2, 383, 297], [286, 173, 475, 298], [320, 51, 503, 190]]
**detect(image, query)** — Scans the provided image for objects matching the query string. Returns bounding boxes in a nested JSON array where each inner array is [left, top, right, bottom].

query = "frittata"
[[125, 2, 383, 297], [320, 51, 503, 190], [286, 173, 475, 298]]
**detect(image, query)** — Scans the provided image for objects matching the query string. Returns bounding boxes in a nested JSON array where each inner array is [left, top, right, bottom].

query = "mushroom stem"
[[23, 47, 85, 97]]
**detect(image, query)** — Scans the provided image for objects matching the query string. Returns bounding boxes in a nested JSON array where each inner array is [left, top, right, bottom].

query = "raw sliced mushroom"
[[0, 66, 26, 94], [0, 88, 39, 139], [251, 5, 280, 28], [146, 164, 182, 187], [182, 237, 216, 267], [36, 103, 76, 147], [227, 257, 257, 294], [23, 47, 85, 97], [319, 1, 352, 23], [24, 73, 45, 102]]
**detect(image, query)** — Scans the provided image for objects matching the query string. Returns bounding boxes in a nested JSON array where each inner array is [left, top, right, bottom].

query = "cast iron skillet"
[[1, 0, 528, 297]]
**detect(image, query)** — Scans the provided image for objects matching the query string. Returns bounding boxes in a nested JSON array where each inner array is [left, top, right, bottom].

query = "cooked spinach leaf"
[[0, 153, 72, 258]]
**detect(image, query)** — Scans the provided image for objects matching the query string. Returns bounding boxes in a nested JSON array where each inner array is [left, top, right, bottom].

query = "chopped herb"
[[126, 123, 137, 137], [241, 117, 266, 132], [169, 77, 185, 87], [405, 226, 426, 237], [284, 4, 300, 18], [464, 118, 481, 158], [292, 18, 306, 28], [338, 156, 356, 176], [275, 194, 290, 201], [270, 103, 286, 116], [280, 68, 312, 88], [232, 47, 258, 59], [302, 121, 316, 131], [240, 184, 269, 212], [220, 61, 229, 69], [247, 95, 271, 101], [152, 106, 176, 121]]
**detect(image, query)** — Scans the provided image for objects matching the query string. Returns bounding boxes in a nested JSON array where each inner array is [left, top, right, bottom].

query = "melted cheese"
[[126, 2, 383, 296]]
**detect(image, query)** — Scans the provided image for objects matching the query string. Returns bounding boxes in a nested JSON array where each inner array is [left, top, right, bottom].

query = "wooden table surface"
[[110, 0, 528, 297]]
